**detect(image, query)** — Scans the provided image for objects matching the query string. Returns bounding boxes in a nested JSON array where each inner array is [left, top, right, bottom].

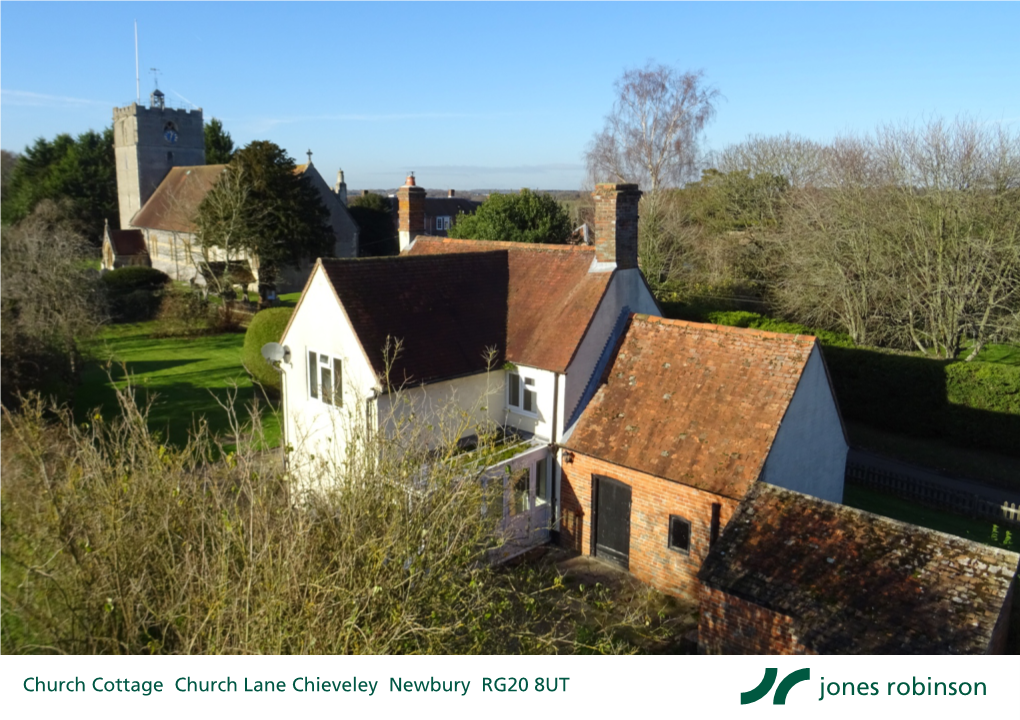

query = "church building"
[[103, 90, 358, 293]]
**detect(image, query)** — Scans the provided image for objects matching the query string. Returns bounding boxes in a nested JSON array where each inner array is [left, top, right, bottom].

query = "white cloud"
[[1, 89, 111, 108]]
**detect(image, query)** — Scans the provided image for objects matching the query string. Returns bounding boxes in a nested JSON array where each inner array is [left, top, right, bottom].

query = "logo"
[[741, 668, 811, 705]]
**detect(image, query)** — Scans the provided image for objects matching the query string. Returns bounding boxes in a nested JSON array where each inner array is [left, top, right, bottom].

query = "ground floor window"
[[668, 515, 691, 554]]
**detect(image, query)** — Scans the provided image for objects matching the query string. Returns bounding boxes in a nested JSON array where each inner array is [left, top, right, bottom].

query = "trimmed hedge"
[[242, 307, 294, 392], [102, 267, 172, 322]]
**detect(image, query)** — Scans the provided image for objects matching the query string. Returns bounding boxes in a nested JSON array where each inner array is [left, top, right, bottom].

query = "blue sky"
[[2, 2, 1018, 190]]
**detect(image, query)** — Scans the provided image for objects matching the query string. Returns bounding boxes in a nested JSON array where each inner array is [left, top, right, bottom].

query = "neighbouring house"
[[385, 181, 481, 239], [698, 483, 1019, 654], [111, 94, 358, 292], [101, 222, 149, 270], [558, 314, 848, 600], [278, 179, 659, 550]]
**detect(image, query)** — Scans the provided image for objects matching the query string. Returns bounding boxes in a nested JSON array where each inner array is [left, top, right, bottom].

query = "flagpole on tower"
[[134, 21, 140, 103]]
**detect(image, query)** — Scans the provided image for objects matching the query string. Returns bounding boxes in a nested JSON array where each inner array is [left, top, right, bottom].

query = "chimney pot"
[[592, 183, 642, 269], [448, 189, 455, 198], [397, 174, 426, 251]]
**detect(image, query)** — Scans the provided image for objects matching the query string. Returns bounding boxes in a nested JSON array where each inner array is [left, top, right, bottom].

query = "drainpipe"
[[550, 373, 561, 539]]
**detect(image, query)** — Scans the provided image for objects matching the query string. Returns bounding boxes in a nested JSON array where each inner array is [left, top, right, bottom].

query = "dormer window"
[[508, 371, 537, 415], [435, 216, 451, 231]]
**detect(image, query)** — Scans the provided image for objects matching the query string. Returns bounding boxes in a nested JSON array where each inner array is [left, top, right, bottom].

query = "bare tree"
[[879, 118, 1020, 358], [715, 133, 828, 188], [585, 63, 720, 191], [1, 199, 105, 404]]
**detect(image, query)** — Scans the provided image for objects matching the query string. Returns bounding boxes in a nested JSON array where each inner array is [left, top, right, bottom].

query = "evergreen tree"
[[448, 189, 572, 244]]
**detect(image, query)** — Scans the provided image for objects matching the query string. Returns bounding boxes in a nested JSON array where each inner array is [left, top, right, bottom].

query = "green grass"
[[847, 421, 1020, 491], [77, 322, 281, 448], [843, 484, 1018, 552], [972, 341, 1020, 366], [278, 291, 301, 308]]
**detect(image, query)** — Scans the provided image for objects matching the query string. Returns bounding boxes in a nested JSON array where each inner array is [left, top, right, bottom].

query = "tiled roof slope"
[[699, 483, 1020, 654], [320, 253, 508, 387], [565, 315, 816, 498], [108, 229, 147, 256], [407, 237, 610, 372], [131, 165, 227, 232], [132, 163, 321, 234]]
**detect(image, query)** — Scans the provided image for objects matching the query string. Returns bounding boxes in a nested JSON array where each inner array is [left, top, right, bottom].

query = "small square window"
[[668, 515, 691, 554]]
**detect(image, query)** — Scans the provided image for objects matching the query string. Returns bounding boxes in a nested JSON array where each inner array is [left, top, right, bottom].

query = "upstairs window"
[[308, 350, 342, 406], [507, 371, 537, 415], [435, 216, 452, 231]]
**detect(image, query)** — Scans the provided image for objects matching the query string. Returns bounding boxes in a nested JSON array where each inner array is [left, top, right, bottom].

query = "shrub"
[[101, 267, 171, 322], [100, 266, 171, 293], [242, 307, 294, 391], [151, 288, 213, 338]]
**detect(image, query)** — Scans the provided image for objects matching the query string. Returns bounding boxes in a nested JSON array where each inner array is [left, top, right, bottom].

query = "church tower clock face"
[[163, 121, 178, 144]]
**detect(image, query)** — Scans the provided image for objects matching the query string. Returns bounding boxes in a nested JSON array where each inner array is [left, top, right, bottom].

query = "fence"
[[845, 461, 1020, 527]]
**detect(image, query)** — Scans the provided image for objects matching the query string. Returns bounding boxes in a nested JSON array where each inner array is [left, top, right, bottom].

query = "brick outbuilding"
[[559, 315, 848, 600], [698, 483, 1019, 654]]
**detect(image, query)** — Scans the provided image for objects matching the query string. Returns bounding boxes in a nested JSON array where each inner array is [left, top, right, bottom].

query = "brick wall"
[[559, 451, 738, 600], [987, 579, 1014, 655], [698, 586, 814, 655], [592, 183, 640, 269]]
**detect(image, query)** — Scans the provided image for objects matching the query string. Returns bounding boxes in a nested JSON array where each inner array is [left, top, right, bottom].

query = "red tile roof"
[[131, 164, 313, 233], [407, 237, 611, 372], [699, 482, 1020, 654], [320, 253, 508, 387], [565, 315, 817, 498], [130, 165, 227, 232], [107, 229, 147, 256]]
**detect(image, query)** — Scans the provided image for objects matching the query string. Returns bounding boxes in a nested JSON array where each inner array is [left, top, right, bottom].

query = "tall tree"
[[447, 189, 572, 245], [195, 141, 333, 286], [2, 129, 118, 241], [585, 63, 720, 191], [204, 118, 235, 164]]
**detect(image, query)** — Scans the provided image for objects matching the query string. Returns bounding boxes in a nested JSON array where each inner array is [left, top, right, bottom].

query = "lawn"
[[843, 483, 1017, 552], [77, 322, 281, 448]]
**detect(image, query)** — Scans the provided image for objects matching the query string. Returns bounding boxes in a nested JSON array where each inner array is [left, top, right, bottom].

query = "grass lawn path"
[[77, 322, 281, 448]]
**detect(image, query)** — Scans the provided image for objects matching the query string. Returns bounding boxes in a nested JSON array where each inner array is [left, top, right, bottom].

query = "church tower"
[[113, 89, 205, 228]]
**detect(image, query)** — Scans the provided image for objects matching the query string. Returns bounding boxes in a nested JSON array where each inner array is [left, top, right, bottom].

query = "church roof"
[[131, 163, 329, 234], [406, 237, 611, 373], [106, 228, 147, 256], [130, 165, 227, 233], [564, 315, 816, 498], [699, 482, 1020, 654]]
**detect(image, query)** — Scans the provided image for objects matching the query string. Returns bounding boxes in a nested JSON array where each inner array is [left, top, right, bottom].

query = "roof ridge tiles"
[[633, 313, 818, 345], [414, 236, 595, 253]]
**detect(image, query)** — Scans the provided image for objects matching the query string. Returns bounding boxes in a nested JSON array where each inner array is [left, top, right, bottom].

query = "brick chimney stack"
[[397, 173, 426, 251], [448, 189, 455, 198], [592, 183, 641, 269]]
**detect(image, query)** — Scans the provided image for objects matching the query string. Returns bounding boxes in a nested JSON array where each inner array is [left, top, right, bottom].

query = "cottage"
[[558, 315, 848, 599], [277, 180, 658, 548], [698, 483, 1019, 654]]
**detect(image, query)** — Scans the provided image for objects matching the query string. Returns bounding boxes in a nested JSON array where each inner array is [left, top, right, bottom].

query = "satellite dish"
[[261, 342, 290, 365]]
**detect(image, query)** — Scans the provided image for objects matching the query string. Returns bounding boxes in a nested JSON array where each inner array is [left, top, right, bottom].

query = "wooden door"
[[594, 476, 631, 569]]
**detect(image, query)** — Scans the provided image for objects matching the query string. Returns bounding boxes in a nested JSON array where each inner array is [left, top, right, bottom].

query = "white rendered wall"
[[759, 344, 848, 503], [503, 364, 560, 442], [280, 266, 379, 491], [563, 268, 659, 426], [375, 369, 506, 449]]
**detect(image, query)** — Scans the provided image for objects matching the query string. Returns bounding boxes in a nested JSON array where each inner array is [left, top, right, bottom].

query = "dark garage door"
[[594, 476, 631, 569]]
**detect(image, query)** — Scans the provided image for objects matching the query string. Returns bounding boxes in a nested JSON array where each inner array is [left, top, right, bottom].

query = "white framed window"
[[507, 371, 537, 415], [308, 350, 342, 406], [435, 216, 451, 231]]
